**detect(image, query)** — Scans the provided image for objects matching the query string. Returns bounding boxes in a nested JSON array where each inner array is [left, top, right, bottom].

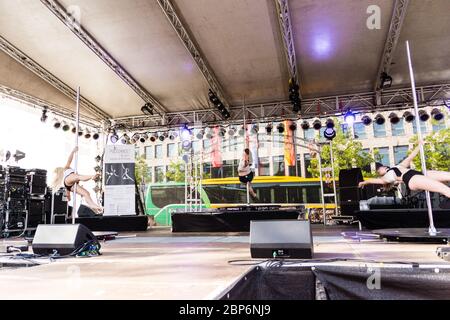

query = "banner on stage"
[[103, 145, 135, 216]]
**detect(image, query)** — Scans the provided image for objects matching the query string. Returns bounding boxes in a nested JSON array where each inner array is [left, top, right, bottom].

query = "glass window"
[[155, 145, 163, 159], [394, 146, 409, 164], [273, 133, 284, 148], [151, 186, 185, 208], [146, 167, 153, 184], [304, 128, 315, 141], [155, 166, 165, 183], [304, 154, 312, 178], [373, 122, 386, 138], [258, 157, 270, 176], [412, 121, 428, 134], [375, 147, 390, 166], [353, 123, 367, 139], [167, 143, 176, 158], [211, 167, 223, 179], [432, 120, 446, 132], [273, 155, 285, 176], [203, 139, 211, 151], [203, 163, 212, 177], [391, 119, 405, 136], [192, 141, 200, 153], [145, 146, 153, 159], [222, 160, 236, 178]]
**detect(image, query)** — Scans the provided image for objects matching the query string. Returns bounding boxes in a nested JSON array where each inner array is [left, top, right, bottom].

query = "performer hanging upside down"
[[50, 147, 103, 214], [359, 141, 450, 202], [238, 148, 257, 199]]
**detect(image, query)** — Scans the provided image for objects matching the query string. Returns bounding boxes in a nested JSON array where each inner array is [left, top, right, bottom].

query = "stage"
[[0, 225, 449, 300]]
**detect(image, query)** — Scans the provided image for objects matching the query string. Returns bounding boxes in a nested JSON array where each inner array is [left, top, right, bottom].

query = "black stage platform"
[[373, 228, 450, 244], [354, 208, 450, 230], [75, 215, 148, 232], [172, 209, 301, 233]]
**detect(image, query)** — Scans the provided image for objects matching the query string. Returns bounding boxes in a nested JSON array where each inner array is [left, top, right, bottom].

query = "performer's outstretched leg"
[[75, 185, 103, 213], [409, 175, 450, 198], [426, 171, 450, 183]]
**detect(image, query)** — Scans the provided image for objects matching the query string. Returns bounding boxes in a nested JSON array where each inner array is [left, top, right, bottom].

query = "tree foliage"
[[166, 160, 211, 183], [308, 121, 376, 178], [135, 155, 151, 185], [410, 127, 450, 171]]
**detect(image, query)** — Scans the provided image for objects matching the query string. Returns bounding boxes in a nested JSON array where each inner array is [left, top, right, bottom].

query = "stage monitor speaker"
[[250, 220, 313, 259], [78, 205, 96, 218], [32, 224, 96, 256], [339, 168, 364, 188]]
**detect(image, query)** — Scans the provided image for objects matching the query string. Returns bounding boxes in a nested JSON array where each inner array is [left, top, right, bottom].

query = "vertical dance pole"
[[72, 87, 81, 225], [243, 102, 250, 206], [406, 41, 436, 235]]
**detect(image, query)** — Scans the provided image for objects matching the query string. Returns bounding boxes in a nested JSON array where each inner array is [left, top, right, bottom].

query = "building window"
[[222, 160, 237, 178], [155, 166, 165, 183], [167, 143, 176, 158], [360, 149, 371, 173], [373, 122, 386, 138], [259, 157, 270, 176], [273, 156, 285, 176], [203, 139, 211, 151], [412, 121, 428, 134], [273, 133, 283, 148], [145, 146, 153, 160], [353, 123, 367, 139], [155, 145, 163, 159], [192, 141, 200, 153], [375, 147, 390, 166], [203, 163, 212, 177], [304, 128, 315, 141], [147, 167, 153, 183], [304, 154, 312, 178], [391, 119, 405, 136], [432, 120, 446, 132], [394, 145, 409, 164]]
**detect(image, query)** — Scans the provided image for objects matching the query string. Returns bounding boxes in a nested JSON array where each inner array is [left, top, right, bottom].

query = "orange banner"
[[284, 120, 296, 166]]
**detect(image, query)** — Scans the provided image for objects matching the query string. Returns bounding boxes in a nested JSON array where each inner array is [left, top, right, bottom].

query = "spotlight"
[[208, 89, 231, 119], [389, 112, 400, 124], [223, 110, 231, 119], [139, 133, 149, 143], [149, 133, 158, 142], [301, 121, 310, 130], [40, 107, 48, 123], [238, 126, 246, 136], [228, 126, 236, 137], [361, 115, 372, 126], [78, 128, 84, 137], [71, 124, 77, 134], [92, 132, 100, 140], [208, 90, 220, 105], [289, 78, 301, 113], [53, 118, 61, 129], [375, 114, 385, 125], [277, 123, 285, 134], [403, 111, 415, 123], [182, 140, 192, 152], [380, 72, 393, 89], [180, 125, 192, 141], [324, 127, 336, 141], [196, 129, 205, 140], [265, 124, 273, 134], [344, 110, 356, 126], [325, 118, 335, 129], [169, 131, 178, 141], [205, 127, 214, 139], [141, 103, 154, 116], [419, 110, 430, 122], [218, 127, 226, 137], [61, 121, 70, 132], [313, 119, 322, 131], [159, 132, 168, 142], [289, 122, 297, 131], [121, 134, 130, 145], [84, 129, 91, 139], [110, 131, 119, 144], [131, 133, 140, 144], [251, 124, 259, 134], [431, 108, 444, 121]]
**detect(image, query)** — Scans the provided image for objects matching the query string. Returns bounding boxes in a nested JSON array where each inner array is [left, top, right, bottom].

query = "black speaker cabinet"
[[339, 168, 364, 188], [32, 224, 97, 256], [250, 220, 313, 259], [78, 205, 96, 218]]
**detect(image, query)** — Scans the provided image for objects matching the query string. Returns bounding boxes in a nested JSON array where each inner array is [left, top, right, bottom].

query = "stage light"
[[265, 124, 273, 134], [238, 126, 246, 136], [121, 134, 130, 145], [223, 110, 231, 119], [380, 72, 393, 89], [208, 89, 220, 105], [301, 121, 310, 130], [324, 127, 336, 141], [277, 123, 285, 134], [180, 125, 192, 141], [403, 111, 415, 123], [325, 118, 335, 129], [208, 89, 231, 119], [141, 103, 154, 116], [389, 112, 400, 124], [205, 127, 214, 139], [92, 132, 100, 140], [313, 119, 322, 131], [344, 110, 356, 126], [289, 122, 297, 131], [71, 124, 77, 134], [110, 131, 119, 144], [431, 108, 444, 121], [375, 114, 385, 125], [419, 110, 430, 122], [130, 134, 140, 144], [53, 118, 61, 129], [218, 127, 226, 137], [139, 133, 149, 143], [40, 107, 48, 123], [182, 140, 192, 151], [61, 121, 70, 132], [78, 128, 84, 137], [228, 126, 236, 136], [84, 129, 91, 139], [159, 132, 168, 142], [251, 124, 259, 134], [289, 78, 301, 113], [196, 129, 205, 140], [149, 133, 158, 142], [361, 115, 372, 126], [169, 131, 178, 141]]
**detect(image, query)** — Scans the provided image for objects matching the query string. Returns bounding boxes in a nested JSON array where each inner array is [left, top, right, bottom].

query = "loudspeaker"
[[340, 202, 360, 216], [250, 220, 313, 259], [78, 205, 96, 218], [339, 168, 364, 188], [32, 224, 97, 256]]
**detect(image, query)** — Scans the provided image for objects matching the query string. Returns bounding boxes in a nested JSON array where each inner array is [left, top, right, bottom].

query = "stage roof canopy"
[[0, 0, 449, 121]]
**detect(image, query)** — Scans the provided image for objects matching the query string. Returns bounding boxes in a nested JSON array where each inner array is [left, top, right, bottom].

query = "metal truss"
[[274, 0, 299, 87], [112, 83, 450, 130], [374, 0, 410, 91], [0, 84, 101, 128], [40, 0, 167, 116], [157, 0, 231, 111], [0, 36, 109, 121]]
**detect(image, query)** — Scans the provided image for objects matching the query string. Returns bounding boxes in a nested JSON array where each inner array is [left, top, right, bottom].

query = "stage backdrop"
[[103, 145, 136, 216]]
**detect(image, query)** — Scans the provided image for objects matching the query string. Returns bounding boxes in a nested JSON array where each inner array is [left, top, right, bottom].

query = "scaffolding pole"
[[72, 87, 80, 225]]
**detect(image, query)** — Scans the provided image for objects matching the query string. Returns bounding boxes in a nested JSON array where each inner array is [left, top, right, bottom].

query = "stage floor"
[[0, 225, 449, 300]]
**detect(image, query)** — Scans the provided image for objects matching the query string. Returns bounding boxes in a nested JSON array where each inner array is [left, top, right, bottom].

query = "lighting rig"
[[208, 89, 231, 119]]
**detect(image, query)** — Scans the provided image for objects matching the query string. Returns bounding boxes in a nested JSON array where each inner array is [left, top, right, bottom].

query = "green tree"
[[410, 127, 450, 171], [135, 155, 151, 185], [308, 120, 376, 178], [166, 160, 211, 183]]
